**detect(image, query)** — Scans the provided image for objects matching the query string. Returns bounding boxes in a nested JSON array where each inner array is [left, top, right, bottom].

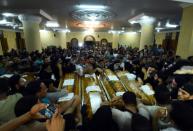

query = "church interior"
[[0, 0, 193, 131]]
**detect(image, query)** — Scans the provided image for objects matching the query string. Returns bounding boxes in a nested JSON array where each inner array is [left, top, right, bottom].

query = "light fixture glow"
[[84, 21, 100, 27], [166, 22, 178, 28], [130, 21, 138, 24], [78, 42, 83, 47], [156, 27, 164, 30], [126, 32, 137, 34], [40, 29, 48, 32], [141, 16, 149, 20], [45, 21, 59, 27], [2, 12, 17, 17], [0, 19, 12, 25], [61, 29, 70, 33], [84, 28, 94, 34], [140, 16, 155, 23], [19, 27, 24, 30], [157, 22, 161, 27], [108, 30, 125, 34], [76, 5, 107, 10]]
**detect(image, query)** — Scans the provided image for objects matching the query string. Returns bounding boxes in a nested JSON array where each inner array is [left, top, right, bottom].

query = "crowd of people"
[[0, 44, 193, 131]]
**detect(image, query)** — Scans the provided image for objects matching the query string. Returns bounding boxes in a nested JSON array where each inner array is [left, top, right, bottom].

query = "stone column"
[[139, 19, 155, 50], [19, 15, 42, 52], [176, 5, 193, 59], [112, 33, 119, 49], [0, 41, 3, 55], [57, 31, 67, 49]]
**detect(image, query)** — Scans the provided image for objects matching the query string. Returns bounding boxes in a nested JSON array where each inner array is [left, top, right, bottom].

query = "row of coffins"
[[59, 69, 156, 118]]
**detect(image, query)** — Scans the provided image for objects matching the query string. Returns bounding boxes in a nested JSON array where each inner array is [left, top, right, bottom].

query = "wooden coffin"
[[58, 73, 81, 96], [97, 69, 127, 100], [116, 71, 156, 105], [82, 73, 107, 119]]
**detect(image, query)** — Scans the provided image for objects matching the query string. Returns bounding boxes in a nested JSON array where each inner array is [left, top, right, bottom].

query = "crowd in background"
[[0, 44, 193, 131]]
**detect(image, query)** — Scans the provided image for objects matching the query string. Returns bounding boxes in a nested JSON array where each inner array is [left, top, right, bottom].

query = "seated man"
[[178, 82, 193, 107], [139, 85, 172, 130], [14, 94, 81, 131], [159, 101, 193, 131], [0, 103, 48, 131], [23, 79, 81, 114], [0, 78, 23, 125], [14, 96, 47, 131], [9, 74, 26, 95], [0, 102, 65, 131]]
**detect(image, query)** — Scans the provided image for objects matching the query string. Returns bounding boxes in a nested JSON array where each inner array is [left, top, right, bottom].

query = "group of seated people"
[[0, 44, 193, 131]]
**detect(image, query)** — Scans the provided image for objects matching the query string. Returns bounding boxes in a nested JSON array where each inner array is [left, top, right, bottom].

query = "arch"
[[101, 38, 108, 45], [70, 38, 78, 48], [84, 35, 95, 42], [84, 35, 95, 49]]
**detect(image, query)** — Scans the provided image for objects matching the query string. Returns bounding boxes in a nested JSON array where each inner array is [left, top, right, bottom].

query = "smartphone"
[[40, 104, 56, 119]]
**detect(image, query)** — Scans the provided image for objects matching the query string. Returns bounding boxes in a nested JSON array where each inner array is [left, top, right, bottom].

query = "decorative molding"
[[71, 9, 115, 21], [18, 15, 42, 23]]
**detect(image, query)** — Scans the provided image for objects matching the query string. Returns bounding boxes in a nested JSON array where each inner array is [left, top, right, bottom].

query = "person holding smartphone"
[[0, 103, 65, 131]]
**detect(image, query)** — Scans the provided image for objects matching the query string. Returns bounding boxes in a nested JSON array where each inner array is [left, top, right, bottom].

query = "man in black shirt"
[[178, 83, 193, 108]]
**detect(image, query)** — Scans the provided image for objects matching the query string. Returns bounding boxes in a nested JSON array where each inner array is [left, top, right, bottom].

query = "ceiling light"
[[62, 29, 70, 33], [157, 22, 161, 27], [45, 21, 59, 28], [166, 22, 178, 28], [156, 27, 164, 30], [130, 21, 138, 24], [108, 30, 115, 34], [5, 23, 14, 26], [126, 32, 137, 34], [78, 42, 83, 47], [83, 21, 100, 28], [40, 29, 48, 32], [76, 5, 107, 10], [140, 16, 155, 23], [171, 0, 193, 4], [141, 16, 149, 20], [0, 19, 12, 25], [2, 12, 17, 17], [108, 30, 124, 34], [19, 27, 24, 30], [84, 28, 94, 34], [84, 21, 100, 25]]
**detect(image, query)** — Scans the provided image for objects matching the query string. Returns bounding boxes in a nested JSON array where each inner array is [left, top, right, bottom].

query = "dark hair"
[[9, 74, 21, 94], [0, 78, 9, 94], [154, 85, 171, 105], [23, 80, 42, 96], [15, 95, 38, 117], [90, 105, 119, 131], [174, 75, 187, 88], [182, 83, 193, 95], [38, 70, 52, 80], [170, 101, 193, 131], [62, 62, 76, 73], [122, 91, 137, 106], [131, 113, 152, 131], [42, 79, 54, 89]]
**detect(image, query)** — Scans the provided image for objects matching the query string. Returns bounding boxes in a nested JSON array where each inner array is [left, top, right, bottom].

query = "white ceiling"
[[0, 0, 190, 31]]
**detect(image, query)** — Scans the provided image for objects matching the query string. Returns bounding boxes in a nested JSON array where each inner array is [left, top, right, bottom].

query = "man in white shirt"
[[110, 91, 150, 131], [0, 78, 23, 125]]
